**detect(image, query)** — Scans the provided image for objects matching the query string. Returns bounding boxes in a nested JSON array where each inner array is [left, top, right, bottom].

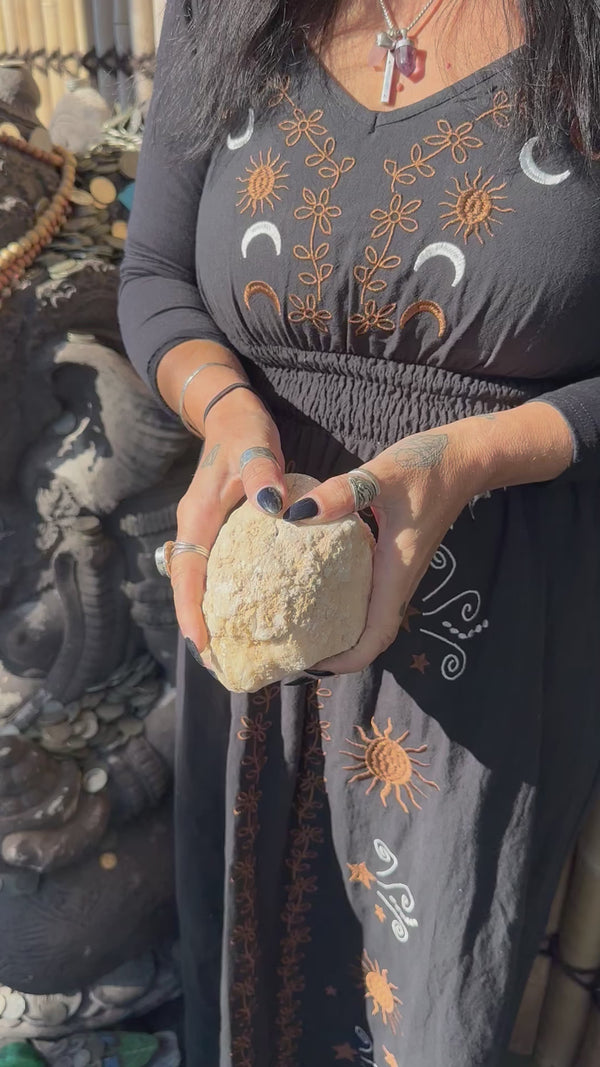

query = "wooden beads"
[[0, 132, 76, 309]]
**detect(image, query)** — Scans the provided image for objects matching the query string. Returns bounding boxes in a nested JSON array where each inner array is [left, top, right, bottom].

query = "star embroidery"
[[333, 1043, 357, 1062], [325, 985, 338, 996], [410, 652, 430, 674], [383, 1048, 399, 1067], [347, 862, 376, 888], [400, 603, 421, 632], [375, 904, 386, 923]]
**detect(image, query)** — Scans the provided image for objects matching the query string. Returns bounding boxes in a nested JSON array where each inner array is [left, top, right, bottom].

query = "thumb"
[[282, 466, 381, 524], [239, 442, 288, 517]]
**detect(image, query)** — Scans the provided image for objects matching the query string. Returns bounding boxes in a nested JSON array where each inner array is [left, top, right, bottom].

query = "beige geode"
[[203, 474, 375, 692]]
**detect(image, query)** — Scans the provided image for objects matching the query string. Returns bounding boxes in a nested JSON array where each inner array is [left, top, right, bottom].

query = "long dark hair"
[[157, 0, 600, 157]]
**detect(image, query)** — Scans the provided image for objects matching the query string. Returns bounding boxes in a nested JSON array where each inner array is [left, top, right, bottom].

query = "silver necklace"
[[371, 0, 441, 104]]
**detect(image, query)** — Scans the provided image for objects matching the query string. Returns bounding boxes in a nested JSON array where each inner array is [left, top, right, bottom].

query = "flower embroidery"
[[350, 300, 396, 335], [288, 293, 332, 333], [279, 107, 327, 146], [424, 118, 483, 164], [370, 193, 422, 239], [295, 186, 342, 235]]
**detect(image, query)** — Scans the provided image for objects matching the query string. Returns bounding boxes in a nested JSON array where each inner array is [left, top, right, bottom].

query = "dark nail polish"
[[283, 497, 319, 522], [257, 486, 283, 515], [185, 637, 216, 678], [305, 670, 335, 677]]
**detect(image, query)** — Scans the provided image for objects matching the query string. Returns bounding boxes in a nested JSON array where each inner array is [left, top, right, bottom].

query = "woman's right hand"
[[170, 392, 288, 665]]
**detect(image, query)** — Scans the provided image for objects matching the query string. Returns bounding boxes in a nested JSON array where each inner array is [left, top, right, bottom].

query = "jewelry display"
[[0, 132, 76, 309]]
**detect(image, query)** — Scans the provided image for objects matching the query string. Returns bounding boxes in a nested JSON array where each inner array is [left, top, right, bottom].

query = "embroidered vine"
[[271, 76, 356, 334], [351, 192, 422, 335], [230, 686, 276, 1067], [383, 91, 512, 191], [275, 683, 332, 1065]]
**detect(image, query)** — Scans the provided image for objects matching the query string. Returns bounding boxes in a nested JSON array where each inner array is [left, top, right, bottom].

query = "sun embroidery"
[[342, 717, 439, 811], [362, 951, 402, 1033], [440, 167, 514, 244], [237, 148, 290, 216]]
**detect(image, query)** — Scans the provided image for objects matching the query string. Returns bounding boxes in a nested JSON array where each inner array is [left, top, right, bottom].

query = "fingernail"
[[184, 637, 216, 677], [257, 486, 283, 515], [305, 670, 335, 677], [283, 497, 319, 522]]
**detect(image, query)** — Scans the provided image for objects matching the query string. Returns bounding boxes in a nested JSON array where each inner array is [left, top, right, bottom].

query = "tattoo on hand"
[[199, 443, 221, 469], [392, 432, 449, 470]]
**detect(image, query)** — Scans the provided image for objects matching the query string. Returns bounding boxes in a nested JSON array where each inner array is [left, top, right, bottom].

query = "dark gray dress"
[[119, 5, 600, 1065]]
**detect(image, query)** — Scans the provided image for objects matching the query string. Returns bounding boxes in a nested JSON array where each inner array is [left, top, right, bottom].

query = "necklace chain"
[[377, 0, 439, 37]]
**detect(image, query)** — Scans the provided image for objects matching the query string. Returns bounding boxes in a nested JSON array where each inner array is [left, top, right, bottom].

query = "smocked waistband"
[[242, 345, 554, 462]]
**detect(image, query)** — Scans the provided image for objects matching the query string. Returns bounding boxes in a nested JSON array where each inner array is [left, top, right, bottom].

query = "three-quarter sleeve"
[[534, 378, 600, 478], [118, 0, 229, 397]]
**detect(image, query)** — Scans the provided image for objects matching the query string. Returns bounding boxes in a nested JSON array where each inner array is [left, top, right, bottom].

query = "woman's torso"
[[193, 49, 600, 454]]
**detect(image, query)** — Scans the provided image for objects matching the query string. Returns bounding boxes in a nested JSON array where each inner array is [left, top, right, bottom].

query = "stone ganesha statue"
[[0, 73, 197, 1043]]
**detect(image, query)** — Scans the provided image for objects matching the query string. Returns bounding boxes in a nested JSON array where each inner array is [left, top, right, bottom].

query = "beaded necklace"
[[0, 132, 76, 308]]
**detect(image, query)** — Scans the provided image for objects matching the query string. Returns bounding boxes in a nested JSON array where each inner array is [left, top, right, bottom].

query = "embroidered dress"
[[119, 6, 600, 1066]]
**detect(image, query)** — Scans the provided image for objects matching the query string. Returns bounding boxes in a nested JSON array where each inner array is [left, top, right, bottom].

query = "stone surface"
[[204, 474, 375, 692]]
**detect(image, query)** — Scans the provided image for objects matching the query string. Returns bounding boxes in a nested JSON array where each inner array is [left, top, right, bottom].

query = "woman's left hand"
[[281, 404, 574, 675]]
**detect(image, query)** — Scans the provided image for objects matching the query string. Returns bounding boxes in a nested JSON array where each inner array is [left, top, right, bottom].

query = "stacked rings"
[[155, 540, 211, 578]]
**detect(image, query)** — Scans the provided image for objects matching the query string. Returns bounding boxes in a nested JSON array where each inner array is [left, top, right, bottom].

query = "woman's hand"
[[171, 392, 288, 665], [283, 403, 573, 676]]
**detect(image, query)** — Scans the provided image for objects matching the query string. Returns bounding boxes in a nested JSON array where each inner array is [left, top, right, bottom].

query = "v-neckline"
[[303, 45, 520, 129]]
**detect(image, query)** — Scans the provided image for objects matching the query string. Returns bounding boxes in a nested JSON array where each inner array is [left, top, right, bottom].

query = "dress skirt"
[[174, 418, 600, 1067]]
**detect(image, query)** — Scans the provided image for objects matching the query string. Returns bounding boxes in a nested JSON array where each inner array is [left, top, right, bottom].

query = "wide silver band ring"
[[347, 469, 381, 512], [155, 540, 210, 578], [239, 446, 277, 473]]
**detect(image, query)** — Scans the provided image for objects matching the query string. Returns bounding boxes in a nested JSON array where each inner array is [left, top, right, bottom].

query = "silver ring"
[[347, 469, 381, 512], [155, 540, 210, 578], [239, 446, 277, 472]]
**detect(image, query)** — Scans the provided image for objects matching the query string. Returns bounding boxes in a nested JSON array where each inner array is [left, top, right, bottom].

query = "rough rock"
[[204, 474, 375, 692]]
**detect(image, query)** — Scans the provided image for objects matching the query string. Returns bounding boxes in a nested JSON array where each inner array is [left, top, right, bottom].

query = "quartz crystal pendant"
[[395, 34, 418, 77]]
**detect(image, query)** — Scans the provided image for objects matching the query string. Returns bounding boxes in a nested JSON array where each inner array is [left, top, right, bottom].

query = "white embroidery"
[[413, 241, 466, 288], [227, 108, 255, 150], [373, 839, 418, 945], [241, 220, 282, 258], [415, 544, 489, 681], [519, 137, 571, 186]]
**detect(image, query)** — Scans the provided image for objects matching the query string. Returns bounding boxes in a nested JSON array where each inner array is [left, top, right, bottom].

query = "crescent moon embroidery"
[[519, 137, 571, 186], [244, 281, 282, 316], [399, 300, 447, 339], [227, 108, 255, 151], [241, 221, 282, 258], [413, 242, 466, 288]]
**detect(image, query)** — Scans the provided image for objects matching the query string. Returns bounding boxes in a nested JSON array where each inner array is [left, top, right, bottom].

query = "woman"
[[118, 1, 600, 1064]]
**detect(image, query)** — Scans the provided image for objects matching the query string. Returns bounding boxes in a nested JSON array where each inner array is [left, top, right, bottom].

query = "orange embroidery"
[[409, 651, 431, 674], [383, 90, 512, 191], [383, 1047, 400, 1067], [399, 300, 446, 338], [341, 717, 440, 812], [274, 82, 355, 335], [351, 192, 421, 337], [362, 950, 403, 1033], [237, 148, 290, 215], [440, 167, 514, 243], [243, 280, 282, 316], [275, 683, 331, 1065], [375, 904, 387, 923], [230, 689, 276, 1067], [347, 861, 376, 888]]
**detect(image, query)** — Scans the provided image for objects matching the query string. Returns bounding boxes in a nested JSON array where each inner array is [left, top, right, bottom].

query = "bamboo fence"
[[0, 0, 162, 118]]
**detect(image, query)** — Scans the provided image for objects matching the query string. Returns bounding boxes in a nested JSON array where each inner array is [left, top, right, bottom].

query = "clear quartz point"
[[395, 36, 417, 76]]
